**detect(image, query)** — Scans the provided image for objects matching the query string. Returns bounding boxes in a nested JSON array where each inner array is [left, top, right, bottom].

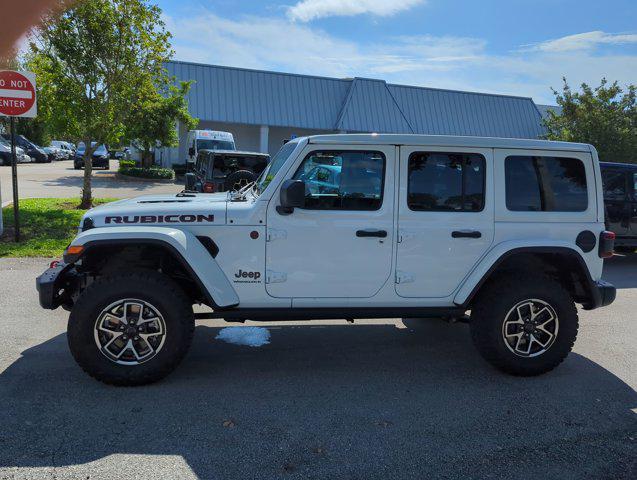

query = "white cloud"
[[286, 0, 425, 22], [165, 11, 637, 104], [524, 31, 637, 52]]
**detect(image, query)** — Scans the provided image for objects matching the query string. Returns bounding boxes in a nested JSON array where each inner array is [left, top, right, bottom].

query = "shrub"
[[119, 165, 174, 180], [118, 159, 136, 169]]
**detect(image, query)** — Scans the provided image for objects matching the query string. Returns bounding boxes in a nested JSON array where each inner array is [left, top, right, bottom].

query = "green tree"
[[545, 78, 637, 164], [127, 80, 197, 168], [27, 0, 175, 207]]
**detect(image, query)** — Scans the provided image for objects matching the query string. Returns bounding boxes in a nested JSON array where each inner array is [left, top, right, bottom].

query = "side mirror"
[[188, 147, 195, 157], [277, 179, 305, 215], [185, 172, 196, 191]]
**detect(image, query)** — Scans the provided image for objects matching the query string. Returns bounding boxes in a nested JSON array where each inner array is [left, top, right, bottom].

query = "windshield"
[[196, 139, 235, 151], [77, 142, 106, 155], [255, 140, 299, 193]]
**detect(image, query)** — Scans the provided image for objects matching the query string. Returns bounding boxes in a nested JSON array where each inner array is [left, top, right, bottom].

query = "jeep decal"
[[233, 269, 261, 283], [104, 214, 214, 224]]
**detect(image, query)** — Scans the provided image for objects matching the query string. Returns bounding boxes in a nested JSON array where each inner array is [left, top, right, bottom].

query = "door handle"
[[356, 229, 387, 238], [452, 230, 482, 238]]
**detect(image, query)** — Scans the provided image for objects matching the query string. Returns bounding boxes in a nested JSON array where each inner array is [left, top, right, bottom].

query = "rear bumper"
[[36, 262, 77, 309], [583, 280, 616, 310]]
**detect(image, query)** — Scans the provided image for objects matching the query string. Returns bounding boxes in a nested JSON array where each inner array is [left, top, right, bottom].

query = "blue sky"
[[158, 0, 637, 103]]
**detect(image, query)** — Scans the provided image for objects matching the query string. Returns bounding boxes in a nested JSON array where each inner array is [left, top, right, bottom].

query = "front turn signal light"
[[63, 245, 85, 263], [66, 245, 84, 256]]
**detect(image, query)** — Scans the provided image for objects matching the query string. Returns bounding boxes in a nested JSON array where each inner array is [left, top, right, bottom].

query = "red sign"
[[0, 71, 37, 118]]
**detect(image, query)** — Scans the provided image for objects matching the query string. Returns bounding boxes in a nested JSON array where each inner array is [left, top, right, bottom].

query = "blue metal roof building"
[[161, 60, 546, 165]]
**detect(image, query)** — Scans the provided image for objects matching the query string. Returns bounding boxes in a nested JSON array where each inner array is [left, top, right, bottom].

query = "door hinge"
[[395, 271, 414, 284], [266, 270, 287, 284], [397, 230, 415, 243], [266, 228, 287, 242]]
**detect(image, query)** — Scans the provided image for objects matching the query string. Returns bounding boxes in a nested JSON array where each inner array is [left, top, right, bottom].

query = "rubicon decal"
[[104, 214, 214, 224]]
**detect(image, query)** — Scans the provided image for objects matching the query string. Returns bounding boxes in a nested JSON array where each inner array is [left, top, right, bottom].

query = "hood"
[[82, 193, 230, 229], [0, 143, 25, 154]]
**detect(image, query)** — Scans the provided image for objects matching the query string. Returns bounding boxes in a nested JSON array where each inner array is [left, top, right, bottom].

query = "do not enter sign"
[[0, 71, 37, 118]]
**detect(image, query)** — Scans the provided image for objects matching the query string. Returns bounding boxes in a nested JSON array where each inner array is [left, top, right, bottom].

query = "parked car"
[[74, 142, 110, 170], [112, 147, 132, 160], [1, 135, 48, 163], [36, 134, 616, 385], [186, 149, 269, 192], [49, 140, 75, 160], [43, 145, 66, 161], [600, 161, 637, 251], [0, 139, 31, 165]]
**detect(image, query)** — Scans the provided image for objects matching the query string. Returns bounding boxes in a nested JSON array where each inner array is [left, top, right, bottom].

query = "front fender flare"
[[69, 227, 239, 308]]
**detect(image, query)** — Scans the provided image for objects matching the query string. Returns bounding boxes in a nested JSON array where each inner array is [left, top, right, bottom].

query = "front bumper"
[[584, 280, 616, 310], [36, 262, 77, 309]]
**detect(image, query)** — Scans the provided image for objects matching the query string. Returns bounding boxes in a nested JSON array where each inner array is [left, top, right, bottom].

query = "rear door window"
[[505, 156, 587, 212], [407, 152, 485, 212]]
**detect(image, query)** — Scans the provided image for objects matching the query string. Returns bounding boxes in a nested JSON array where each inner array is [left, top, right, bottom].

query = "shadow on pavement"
[[0, 320, 635, 479], [604, 254, 637, 289], [41, 173, 181, 191]]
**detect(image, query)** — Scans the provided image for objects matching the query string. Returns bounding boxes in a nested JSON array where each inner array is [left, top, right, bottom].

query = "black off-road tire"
[[224, 170, 255, 191], [470, 273, 578, 376], [67, 270, 195, 386]]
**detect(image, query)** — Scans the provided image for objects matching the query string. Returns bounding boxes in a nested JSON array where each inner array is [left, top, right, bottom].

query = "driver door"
[[265, 145, 396, 298]]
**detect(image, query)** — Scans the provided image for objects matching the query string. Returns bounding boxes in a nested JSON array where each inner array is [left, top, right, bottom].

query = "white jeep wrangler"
[[37, 134, 616, 385]]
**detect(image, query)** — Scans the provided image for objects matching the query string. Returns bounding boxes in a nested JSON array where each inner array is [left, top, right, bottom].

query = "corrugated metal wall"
[[165, 60, 545, 139], [166, 62, 351, 130]]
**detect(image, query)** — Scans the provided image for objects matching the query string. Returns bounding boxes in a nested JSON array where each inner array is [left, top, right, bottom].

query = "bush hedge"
[[118, 161, 174, 180], [119, 159, 136, 169]]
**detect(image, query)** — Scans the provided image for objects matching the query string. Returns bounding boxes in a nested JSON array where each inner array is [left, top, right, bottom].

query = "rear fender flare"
[[454, 241, 595, 307]]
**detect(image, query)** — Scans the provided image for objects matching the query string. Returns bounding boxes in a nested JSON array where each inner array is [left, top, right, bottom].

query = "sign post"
[[0, 70, 37, 242]]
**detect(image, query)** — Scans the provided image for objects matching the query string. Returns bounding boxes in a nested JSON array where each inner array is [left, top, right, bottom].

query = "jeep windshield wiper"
[[229, 180, 256, 201]]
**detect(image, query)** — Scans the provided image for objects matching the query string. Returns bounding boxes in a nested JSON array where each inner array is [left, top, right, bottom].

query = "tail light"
[[599, 231, 615, 258], [203, 182, 215, 193]]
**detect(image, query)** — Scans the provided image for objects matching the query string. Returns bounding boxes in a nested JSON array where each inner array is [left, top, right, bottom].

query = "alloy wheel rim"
[[94, 299, 166, 365], [501, 298, 559, 357]]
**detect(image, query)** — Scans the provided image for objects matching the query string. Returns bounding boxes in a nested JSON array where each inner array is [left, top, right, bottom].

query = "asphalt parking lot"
[[0, 255, 635, 479], [0, 160, 180, 205]]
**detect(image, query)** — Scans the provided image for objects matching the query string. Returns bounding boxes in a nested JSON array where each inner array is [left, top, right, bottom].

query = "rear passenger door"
[[395, 147, 494, 298]]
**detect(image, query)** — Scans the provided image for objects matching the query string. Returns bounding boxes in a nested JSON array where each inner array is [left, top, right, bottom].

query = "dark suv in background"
[[186, 149, 269, 192], [74, 142, 110, 170], [601, 161, 637, 251], [1, 135, 49, 163]]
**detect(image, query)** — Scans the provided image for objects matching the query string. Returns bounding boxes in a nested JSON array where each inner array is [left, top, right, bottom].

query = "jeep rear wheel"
[[67, 271, 194, 385], [469, 274, 578, 376]]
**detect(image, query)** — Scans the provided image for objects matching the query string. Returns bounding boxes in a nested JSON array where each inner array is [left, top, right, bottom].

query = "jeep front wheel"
[[469, 274, 578, 376], [67, 271, 195, 385]]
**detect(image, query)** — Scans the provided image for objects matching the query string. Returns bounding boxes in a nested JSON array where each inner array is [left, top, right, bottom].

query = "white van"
[[186, 130, 235, 164]]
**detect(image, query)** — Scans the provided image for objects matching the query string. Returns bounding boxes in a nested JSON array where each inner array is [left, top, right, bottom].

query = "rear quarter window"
[[505, 156, 588, 212]]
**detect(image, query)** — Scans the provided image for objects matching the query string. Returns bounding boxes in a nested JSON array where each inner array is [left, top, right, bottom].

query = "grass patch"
[[1, 198, 116, 257]]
